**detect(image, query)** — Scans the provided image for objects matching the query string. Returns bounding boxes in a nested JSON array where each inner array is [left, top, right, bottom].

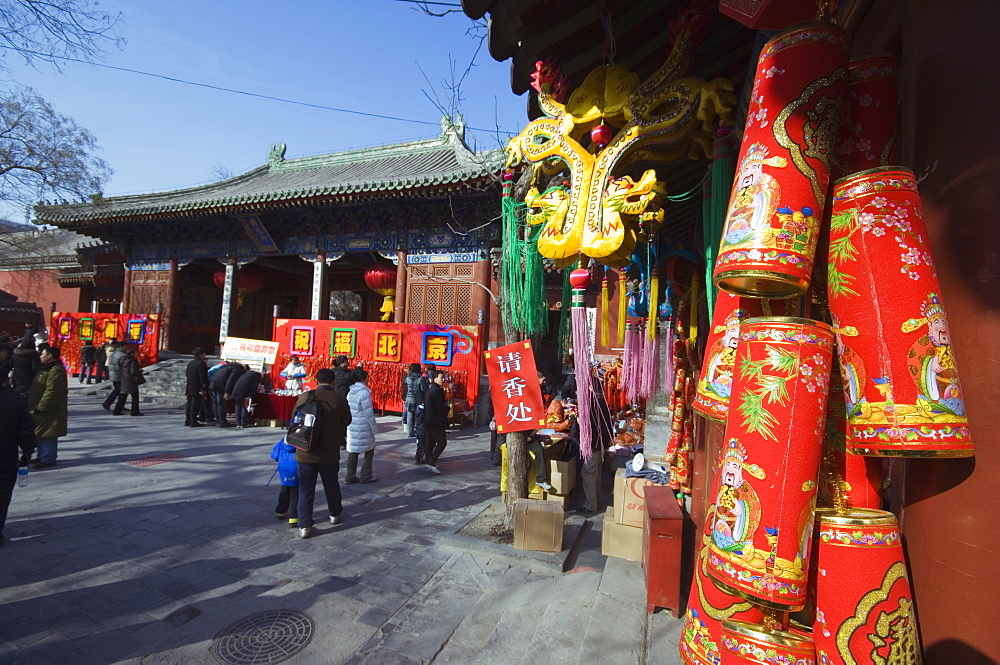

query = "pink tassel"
[[573, 305, 594, 462], [621, 321, 634, 389], [625, 325, 640, 405], [640, 327, 658, 398]]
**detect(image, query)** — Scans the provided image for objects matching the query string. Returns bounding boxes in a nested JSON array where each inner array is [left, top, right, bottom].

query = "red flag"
[[485, 341, 546, 434]]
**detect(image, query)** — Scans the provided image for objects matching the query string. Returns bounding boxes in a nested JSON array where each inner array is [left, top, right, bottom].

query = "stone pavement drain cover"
[[124, 452, 188, 467], [211, 609, 314, 665]]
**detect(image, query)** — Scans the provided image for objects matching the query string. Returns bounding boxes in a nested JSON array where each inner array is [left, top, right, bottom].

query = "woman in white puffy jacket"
[[345, 369, 378, 483]]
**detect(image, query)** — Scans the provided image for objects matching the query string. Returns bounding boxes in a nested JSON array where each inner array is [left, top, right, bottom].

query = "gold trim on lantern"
[[814, 507, 897, 526], [722, 619, 815, 650], [849, 445, 972, 459], [743, 316, 832, 331], [834, 164, 915, 185], [714, 270, 809, 299]]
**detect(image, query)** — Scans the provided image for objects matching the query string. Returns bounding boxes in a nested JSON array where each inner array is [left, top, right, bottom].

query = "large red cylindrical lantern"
[[820, 373, 882, 510], [833, 55, 899, 179], [719, 619, 816, 664], [827, 167, 971, 457], [812, 508, 922, 664], [706, 317, 833, 610], [713, 23, 850, 298], [364, 262, 397, 322]]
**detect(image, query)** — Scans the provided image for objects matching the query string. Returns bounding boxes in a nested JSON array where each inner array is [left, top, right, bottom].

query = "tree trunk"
[[504, 431, 529, 528]]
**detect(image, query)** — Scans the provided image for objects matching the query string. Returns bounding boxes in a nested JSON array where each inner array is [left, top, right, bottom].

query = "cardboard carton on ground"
[[547, 459, 576, 496], [501, 491, 569, 510], [614, 468, 655, 528], [513, 498, 564, 552], [601, 507, 644, 561]]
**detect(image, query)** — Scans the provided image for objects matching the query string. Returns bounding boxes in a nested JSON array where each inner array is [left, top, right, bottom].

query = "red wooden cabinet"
[[642, 485, 684, 616]]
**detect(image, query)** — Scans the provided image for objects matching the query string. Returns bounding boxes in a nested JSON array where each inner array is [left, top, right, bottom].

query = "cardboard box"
[[547, 459, 576, 496], [513, 499, 564, 552], [614, 468, 654, 528], [501, 491, 569, 510], [601, 508, 644, 561]]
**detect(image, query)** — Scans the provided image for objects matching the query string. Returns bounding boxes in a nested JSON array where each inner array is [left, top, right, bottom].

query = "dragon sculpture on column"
[[505, 15, 736, 268]]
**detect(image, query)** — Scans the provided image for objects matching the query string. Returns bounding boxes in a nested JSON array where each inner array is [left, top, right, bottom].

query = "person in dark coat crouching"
[[231, 370, 262, 429], [295, 368, 351, 540]]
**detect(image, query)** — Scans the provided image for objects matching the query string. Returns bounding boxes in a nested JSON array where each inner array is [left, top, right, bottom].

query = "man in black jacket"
[[332, 355, 356, 398], [184, 348, 209, 427], [423, 370, 449, 474], [1, 385, 36, 543], [208, 362, 246, 427]]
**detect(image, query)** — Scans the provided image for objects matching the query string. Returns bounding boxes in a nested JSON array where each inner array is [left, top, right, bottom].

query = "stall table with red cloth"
[[252, 393, 299, 422], [270, 319, 482, 413], [51, 312, 160, 376]]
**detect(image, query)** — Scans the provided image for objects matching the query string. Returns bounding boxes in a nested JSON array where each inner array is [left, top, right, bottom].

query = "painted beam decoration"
[[290, 326, 315, 356], [421, 331, 453, 366], [484, 340, 546, 434], [330, 328, 357, 358], [50, 312, 160, 376], [271, 319, 481, 412]]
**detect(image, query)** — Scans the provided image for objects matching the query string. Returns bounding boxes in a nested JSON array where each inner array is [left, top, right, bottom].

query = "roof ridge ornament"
[[268, 143, 287, 168], [441, 113, 466, 141]]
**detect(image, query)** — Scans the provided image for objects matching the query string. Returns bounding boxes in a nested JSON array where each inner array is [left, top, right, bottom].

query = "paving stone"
[[384, 565, 435, 586], [358, 606, 394, 627], [358, 645, 423, 665], [381, 629, 446, 661]]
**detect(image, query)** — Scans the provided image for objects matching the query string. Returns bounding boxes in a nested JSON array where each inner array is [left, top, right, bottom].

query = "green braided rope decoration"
[[556, 267, 572, 354], [705, 132, 735, 314], [500, 189, 549, 337]]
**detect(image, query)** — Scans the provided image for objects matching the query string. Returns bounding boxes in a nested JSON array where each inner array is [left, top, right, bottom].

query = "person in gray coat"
[[113, 346, 144, 417], [344, 369, 378, 484], [101, 342, 124, 410]]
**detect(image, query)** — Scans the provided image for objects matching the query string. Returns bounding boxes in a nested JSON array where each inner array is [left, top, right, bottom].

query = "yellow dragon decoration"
[[505, 27, 735, 267]]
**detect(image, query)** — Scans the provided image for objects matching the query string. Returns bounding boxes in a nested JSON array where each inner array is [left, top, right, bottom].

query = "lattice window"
[[456, 265, 474, 277], [456, 285, 472, 325], [432, 265, 450, 277], [409, 283, 425, 324]]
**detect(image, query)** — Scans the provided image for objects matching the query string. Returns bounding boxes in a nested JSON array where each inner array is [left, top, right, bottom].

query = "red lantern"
[[833, 55, 900, 180], [720, 0, 819, 30], [364, 262, 397, 322], [719, 619, 816, 664], [812, 508, 922, 664], [828, 168, 971, 457], [706, 317, 834, 610], [213, 266, 266, 308], [713, 23, 850, 298]]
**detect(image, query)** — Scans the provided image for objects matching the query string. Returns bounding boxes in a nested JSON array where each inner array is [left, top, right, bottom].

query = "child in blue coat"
[[270, 437, 299, 526]]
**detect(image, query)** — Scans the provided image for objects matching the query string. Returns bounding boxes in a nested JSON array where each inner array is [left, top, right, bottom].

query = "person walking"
[[95, 339, 115, 383], [295, 368, 351, 539], [27, 346, 68, 469], [102, 342, 124, 411], [269, 436, 299, 528], [113, 345, 144, 417], [345, 369, 378, 484], [423, 370, 449, 475], [10, 338, 40, 396], [78, 341, 97, 384], [0, 384, 36, 544], [184, 348, 209, 427], [231, 369, 262, 429], [401, 362, 426, 438]]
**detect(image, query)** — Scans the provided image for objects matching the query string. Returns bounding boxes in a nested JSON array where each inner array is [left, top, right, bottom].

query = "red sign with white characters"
[[485, 340, 546, 434]]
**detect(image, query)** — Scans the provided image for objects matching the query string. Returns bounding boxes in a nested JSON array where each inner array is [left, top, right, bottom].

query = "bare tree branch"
[[0, 0, 125, 72]]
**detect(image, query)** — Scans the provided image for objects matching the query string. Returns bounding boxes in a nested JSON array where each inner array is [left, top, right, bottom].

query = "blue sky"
[[1, 0, 526, 222]]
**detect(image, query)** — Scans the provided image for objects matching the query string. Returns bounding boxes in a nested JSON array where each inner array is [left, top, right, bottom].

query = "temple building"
[[33, 117, 504, 352]]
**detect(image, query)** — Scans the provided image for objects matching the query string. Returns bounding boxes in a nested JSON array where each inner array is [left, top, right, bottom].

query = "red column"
[[121, 267, 132, 314], [162, 258, 179, 351]]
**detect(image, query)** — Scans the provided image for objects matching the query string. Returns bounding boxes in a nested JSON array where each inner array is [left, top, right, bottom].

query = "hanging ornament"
[[706, 317, 834, 611], [694, 291, 763, 423], [719, 619, 817, 664], [590, 122, 614, 149], [713, 23, 850, 298], [812, 508, 922, 664], [213, 266, 265, 309], [570, 267, 595, 461], [828, 168, 971, 457], [364, 262, 397, 322], [833, 55, 900, 179]]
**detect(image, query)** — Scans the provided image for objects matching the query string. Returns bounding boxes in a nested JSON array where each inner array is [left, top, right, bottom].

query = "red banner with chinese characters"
[[50, 312, 160, 375], [484, 340, 546, 434]]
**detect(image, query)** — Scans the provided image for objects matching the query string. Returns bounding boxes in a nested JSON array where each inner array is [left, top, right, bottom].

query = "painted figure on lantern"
[[902, 293, 966, 416], [711, 439, 763, 554], [832, 315, 866, 414], [699, 309, 747, 400], [720, 144, 786, 249]]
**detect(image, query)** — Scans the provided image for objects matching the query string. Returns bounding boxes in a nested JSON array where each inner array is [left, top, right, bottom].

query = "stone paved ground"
[[1, 385, 683, 664]]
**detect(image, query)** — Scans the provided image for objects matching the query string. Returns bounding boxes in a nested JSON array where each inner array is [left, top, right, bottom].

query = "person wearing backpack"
[[270, 436, 299, 528], [345, 369, 378, 484], [294, 367, 352, 539], [401, 362, 426, 438]]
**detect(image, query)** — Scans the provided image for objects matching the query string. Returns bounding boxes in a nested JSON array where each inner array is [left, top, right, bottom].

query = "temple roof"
[[34, 118, 503, 227]]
